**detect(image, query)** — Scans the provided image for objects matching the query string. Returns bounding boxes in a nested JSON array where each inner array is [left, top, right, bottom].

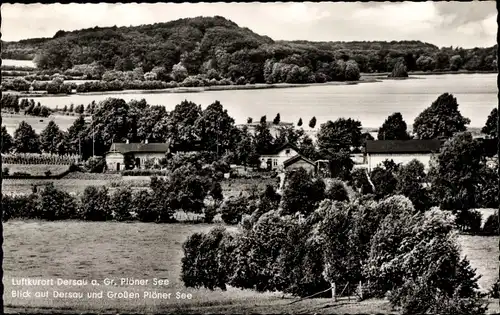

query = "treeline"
[[3, 16, 496, 86]]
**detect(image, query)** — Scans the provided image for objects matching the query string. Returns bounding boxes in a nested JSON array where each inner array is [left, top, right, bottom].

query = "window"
[[285, 149, 290, 154], [273, 159, 278, 166]]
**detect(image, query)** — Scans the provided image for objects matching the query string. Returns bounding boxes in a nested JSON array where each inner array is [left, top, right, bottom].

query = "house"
[[236, 121, 294, 138], [365, 139, 442, 172], [283, 154, 316, 174], [105, 141, 171, 171], [259, 142, 300, 171]]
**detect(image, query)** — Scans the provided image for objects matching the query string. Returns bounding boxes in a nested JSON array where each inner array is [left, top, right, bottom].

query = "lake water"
[[18, 73, 497, 128], [2, 59, 36, 68]]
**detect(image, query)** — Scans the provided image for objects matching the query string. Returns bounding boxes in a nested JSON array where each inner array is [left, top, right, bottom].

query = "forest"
[[2, 16, 497, 85]]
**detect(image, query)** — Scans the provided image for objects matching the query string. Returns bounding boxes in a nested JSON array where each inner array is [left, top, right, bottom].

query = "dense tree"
[[13, 121, 41, 153], [137, 105, 169, 142], [167, 100, 203, 151], [378, 112, 410, 140], [413, 93, 470, 139], [396, 159, 433, 211], [449, 55, 463, 71], [429, 132, 483, 225], [1, 126, 14, 153], [40, 121, 66, 154], [481, 107, 498, 138], [309, 116, 317, 129], [388, 59, 408, 77], [254, 119, 275, 154], [297, 134, 317, 161], [370, 164, 398, 199], [111, 187, 133, 221], [37, 183, 77, 220], [66, 115, 88, 156], [234, 126, 260, 168], [194, 101, 237, 154], [316, 118, 362, 158], [281, 168, 325, 216]]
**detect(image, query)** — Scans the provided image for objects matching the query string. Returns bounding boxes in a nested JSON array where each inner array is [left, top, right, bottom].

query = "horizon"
[[2, 2, 496, 49]]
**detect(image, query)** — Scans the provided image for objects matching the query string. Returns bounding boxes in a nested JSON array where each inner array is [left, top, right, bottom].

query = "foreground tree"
[[413, 93, 470, 139], [281, 168, 325, 216], [377, 112, 410, 140], [481, 107, 498, 139]]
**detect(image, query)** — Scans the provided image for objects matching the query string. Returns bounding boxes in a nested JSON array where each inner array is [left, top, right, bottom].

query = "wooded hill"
[[2, 16, 497, 83]]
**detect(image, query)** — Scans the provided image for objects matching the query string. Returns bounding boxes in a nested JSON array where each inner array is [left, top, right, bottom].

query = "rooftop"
[[365, 139, 442, 154], [108, 142, 170, 154], [283, 154, 315, 167]]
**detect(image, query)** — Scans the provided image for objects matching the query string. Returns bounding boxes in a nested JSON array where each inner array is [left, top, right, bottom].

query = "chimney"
[[126, 139, 129, 144], [145, 139, 148, 144]]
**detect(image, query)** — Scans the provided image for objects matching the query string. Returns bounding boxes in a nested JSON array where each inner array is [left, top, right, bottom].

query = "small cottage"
[[105, 141, 171, 171], [259, 142, 300, 171], [283, 154, 316, 174]]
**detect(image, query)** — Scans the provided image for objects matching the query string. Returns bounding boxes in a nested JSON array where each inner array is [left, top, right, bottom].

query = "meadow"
[[3, 221, 498, 314]]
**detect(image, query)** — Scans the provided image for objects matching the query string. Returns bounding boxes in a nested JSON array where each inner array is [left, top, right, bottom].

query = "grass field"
[[3, 221, 498, 314], [2, 113, 78, 135]]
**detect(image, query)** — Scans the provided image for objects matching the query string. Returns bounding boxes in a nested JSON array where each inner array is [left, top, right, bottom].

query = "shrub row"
[[3, 185, 160, 223]]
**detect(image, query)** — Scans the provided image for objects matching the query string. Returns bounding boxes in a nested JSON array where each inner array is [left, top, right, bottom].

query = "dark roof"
[[365, 139, 442, 154], [271, 142, 300, 155], [107, 142, 170, 154], [283, 154, 315, 167]]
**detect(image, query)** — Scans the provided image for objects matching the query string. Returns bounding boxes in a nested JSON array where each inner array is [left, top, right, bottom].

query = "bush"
[[181, 227, 235, 291], [111, 187, 133, 221], [204, 204, 217, 223], [325, 180, 349, 202], [220, 196, 252, 225], [37, 183, 78, 220], [2, 193, 38, 221], [79, 186, 112, 221], [2, 167, 10, 176], [132, 190, 159, 222], [455, 209, 482, 234], [481, 211, 499, 235]]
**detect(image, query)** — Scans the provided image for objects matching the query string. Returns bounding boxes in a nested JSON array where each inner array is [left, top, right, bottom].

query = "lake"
[[2, 59, 36, 68], [17, 73, 497, 128]]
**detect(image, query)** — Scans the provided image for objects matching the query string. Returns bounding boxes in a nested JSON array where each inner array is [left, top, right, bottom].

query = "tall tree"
[[1, 126, 13, 153], [481, 107, 498, 139], [254, 119, 275, 154], [316, 118, 362, 158], [66, 115, 88, 156], [247, 117, 253, 124], [378, 112, 410, 140], [167, 100, 203, 150], [413, 93, 470, 139], [309, 116, 317, 129], [137, 105, 169, 142], [195, 101, 236, 153], [297, 134, 317, 161], [297, 118, 303, 127], [13, 121, 41, 153], [429, 132, 483, 212], [273, 113, 281, 125], [40, 121, 66, 154], [396, 159, 433, 211]]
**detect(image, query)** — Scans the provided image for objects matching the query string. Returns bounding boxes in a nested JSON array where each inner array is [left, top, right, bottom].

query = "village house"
[[236, 121, 294, 138], [365, 139, 442, 172], [283, 154, 316, 174], [259, 142, 300, 171], [105, 140, 171, 171]]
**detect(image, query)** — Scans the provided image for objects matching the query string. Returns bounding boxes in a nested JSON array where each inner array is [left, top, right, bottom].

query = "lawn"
[[3, 221, 498, 314]]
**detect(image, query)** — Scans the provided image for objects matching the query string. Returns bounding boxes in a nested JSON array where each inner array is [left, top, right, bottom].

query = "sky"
[[1, 2, 497, 48]]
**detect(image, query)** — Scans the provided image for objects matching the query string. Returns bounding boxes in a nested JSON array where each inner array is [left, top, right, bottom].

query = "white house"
[[259, 143, 299, 171], [283, 154, 316, 174], [365, 139, 442, 172], [105, 141, 171, 171]]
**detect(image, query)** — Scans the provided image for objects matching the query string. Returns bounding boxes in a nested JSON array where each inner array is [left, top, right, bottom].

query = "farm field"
[[3, 164, 70, 176], [2, 174, 279, 199], [3, 221, 499, 314]]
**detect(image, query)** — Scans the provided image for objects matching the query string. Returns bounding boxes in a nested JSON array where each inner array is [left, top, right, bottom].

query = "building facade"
[[259, 143, 299, 171], [105, 142, 171, 171], [365, 139, 442, 172], [283, 155, 316, 174]]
